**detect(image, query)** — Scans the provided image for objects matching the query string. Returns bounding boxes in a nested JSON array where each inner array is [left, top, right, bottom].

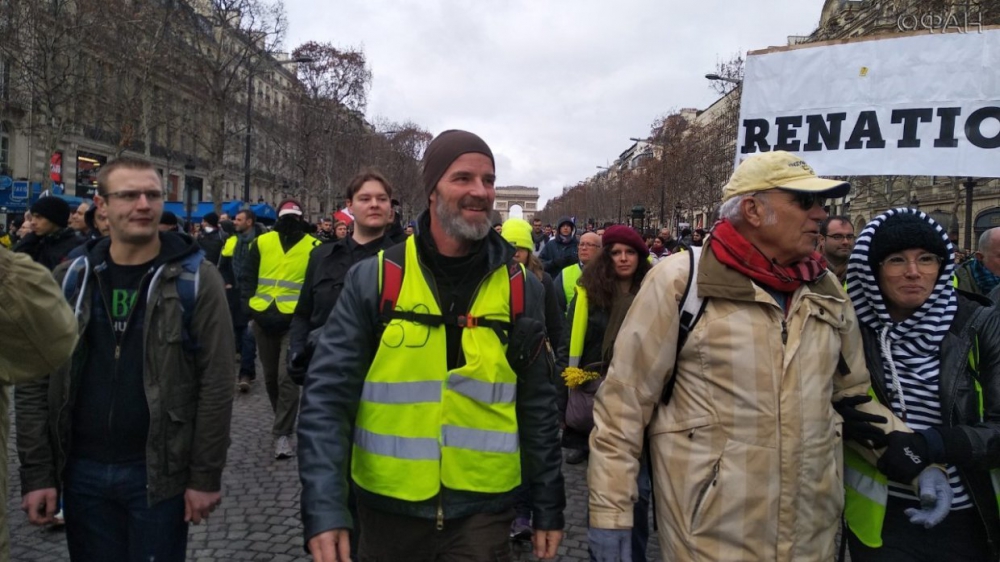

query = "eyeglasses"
[[579, 242, 601, 249], [104, 189, 164, 202], [880, 253, 942, 274], [826, 234, 856, 242]]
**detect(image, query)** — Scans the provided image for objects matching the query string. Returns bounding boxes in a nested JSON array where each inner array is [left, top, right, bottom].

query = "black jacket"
[[289, 232, 401, 356], [298, 211, 565, 544], [197, 229, 227, 266], [861, 292, 1000, 557], [555, 296, 610, 416], [13, 228, 81, 271]]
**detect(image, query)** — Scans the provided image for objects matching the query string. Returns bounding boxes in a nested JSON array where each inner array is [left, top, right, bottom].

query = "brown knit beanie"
[[421, 130, 495, 198]]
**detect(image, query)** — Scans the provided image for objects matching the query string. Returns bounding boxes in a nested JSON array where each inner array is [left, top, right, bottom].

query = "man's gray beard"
[[435, 195, 491, 242]]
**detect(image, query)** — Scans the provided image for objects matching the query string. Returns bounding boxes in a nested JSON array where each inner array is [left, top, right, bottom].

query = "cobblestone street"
[[7, 369, 660, 561]]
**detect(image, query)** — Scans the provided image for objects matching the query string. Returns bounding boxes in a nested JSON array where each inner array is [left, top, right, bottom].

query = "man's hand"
[[532, 529, 563, 560], [184, 489, 222, 524], [21, 488, 58, 525], [287, 350, 310, 386], [833, 394, 888, 448], [308, 529, 352, 562], [905, 466, 954, 528]]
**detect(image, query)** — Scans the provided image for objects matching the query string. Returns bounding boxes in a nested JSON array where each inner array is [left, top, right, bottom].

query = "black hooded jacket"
[[13, 228, 81, 271]]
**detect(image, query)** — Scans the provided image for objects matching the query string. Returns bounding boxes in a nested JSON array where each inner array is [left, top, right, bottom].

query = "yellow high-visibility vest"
[[351, 236, 521, 501], [560, 263, 582, 315], [248, 231, 318, 314]]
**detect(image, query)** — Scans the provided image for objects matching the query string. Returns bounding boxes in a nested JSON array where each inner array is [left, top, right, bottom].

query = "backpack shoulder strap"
[[661, 246, 707, 405], [61, 256, 90, 315], [677, 245, 706, 350], [379, 242, 407, 322], [508, 261, 526, 322], [175, 250, 205, 355]]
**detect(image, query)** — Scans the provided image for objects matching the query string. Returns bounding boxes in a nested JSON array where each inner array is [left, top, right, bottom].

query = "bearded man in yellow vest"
[[241, 199, 319, 460], [298, 130, 566, 561]]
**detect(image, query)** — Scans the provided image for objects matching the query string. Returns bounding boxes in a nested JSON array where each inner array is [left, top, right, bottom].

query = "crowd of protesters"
[[5, 136, 1000, 562]]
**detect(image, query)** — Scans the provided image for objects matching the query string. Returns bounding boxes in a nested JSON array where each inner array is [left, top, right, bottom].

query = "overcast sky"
[[284, 0, 827, 206]]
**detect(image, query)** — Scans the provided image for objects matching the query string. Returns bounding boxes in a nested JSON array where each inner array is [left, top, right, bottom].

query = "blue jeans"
[[239, 324, 257, 378], [63, 458, 188, 562]]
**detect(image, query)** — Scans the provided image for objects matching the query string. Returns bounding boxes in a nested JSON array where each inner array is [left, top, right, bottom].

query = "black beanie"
[[868, 212, 949, 271], [421, 130, 495, 198], [30, 196, 70, 229], [203, 212, 219, 228]]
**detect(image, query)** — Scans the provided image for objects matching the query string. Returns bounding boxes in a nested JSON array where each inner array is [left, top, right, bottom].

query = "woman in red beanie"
[[555, 224, 652, 562]]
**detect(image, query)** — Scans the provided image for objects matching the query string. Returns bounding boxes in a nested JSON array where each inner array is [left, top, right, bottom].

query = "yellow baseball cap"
[[721, 151, 850, 202]]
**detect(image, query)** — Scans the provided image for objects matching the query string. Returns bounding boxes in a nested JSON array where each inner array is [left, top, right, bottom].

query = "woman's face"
[[692, 231, 703, 242], [877, 248, 941, 319], [610, 243, 639, 280], [652, 238, 664, 250], [514, 247, 530, 265]]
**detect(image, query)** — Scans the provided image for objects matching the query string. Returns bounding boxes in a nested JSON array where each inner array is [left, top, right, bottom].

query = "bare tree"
[[0, 0, 101, 192], [176, 0, 288, 211]]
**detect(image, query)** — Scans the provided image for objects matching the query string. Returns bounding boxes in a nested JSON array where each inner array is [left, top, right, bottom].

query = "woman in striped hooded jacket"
[[844, 208, 1000, 562]]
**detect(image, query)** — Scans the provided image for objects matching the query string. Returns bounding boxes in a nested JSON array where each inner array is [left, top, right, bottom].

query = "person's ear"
[[742, 196, 765, 228]]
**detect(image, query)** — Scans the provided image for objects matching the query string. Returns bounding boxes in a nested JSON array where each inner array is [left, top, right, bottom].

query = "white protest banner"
[[736, 29, 1000, 177]]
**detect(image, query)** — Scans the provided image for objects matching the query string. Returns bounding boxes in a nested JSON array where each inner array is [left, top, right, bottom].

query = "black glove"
[[833, 395, 889, 448], [287, 349, 310, 385], [877, 431, 931, 484]]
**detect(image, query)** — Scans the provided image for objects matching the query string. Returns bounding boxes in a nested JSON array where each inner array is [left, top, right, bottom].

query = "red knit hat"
[[602, 225, 649, 259]]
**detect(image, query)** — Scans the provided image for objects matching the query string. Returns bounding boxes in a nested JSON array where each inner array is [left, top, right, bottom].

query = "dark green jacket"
[[15, 233, 235, 505]]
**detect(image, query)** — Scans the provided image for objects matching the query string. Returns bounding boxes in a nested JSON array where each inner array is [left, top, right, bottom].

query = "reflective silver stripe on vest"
[[258, 277, 304, 290], [844, 466, 887, 505], [275, 295, 300, 303], [354, 427, 439, 460], [442, 425, 519, 454], [362, 381, 442, 404], [448, 374, 516, 404], [253, 293, 274, 303]]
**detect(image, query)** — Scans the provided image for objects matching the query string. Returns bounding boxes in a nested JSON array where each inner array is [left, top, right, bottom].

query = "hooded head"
[[847, 208, 956, 335], [556, 216, 575, 238]]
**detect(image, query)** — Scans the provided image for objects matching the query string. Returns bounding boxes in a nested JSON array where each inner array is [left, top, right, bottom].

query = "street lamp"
[[674, 201, 683, 238], [184, 158, 196, 233], [244, 56, 314, 207], [704, 73, 742, 85]]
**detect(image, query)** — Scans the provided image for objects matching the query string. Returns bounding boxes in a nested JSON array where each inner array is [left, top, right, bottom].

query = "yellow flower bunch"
[[562, 366, 600, 389]]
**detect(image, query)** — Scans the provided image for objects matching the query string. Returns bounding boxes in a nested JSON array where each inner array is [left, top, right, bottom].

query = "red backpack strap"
[[379, 243, 406, 321], [508, 262, 526, 322]]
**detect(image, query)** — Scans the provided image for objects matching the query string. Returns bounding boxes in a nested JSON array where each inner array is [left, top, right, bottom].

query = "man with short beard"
[[298, 130, 565, 561]]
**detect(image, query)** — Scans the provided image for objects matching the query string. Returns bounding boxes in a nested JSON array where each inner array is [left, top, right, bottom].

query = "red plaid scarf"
[[709, 219, 828, 292]]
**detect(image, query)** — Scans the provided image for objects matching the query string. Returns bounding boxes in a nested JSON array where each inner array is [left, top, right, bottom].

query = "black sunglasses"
[[777, 189, 825, 210]]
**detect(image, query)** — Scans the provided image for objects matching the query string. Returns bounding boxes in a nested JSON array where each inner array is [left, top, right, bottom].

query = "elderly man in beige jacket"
[[0, 246, 78, 560], [586, 152, 934, 561]]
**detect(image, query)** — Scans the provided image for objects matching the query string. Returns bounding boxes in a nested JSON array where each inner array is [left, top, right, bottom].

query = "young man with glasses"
[[820, 216, 856, 284], [16, 156, 235, 561]]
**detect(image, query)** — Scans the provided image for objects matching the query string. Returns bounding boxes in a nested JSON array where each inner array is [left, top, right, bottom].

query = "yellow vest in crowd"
[[351, 236, 521, 501], [249, 231, 317, 314]]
